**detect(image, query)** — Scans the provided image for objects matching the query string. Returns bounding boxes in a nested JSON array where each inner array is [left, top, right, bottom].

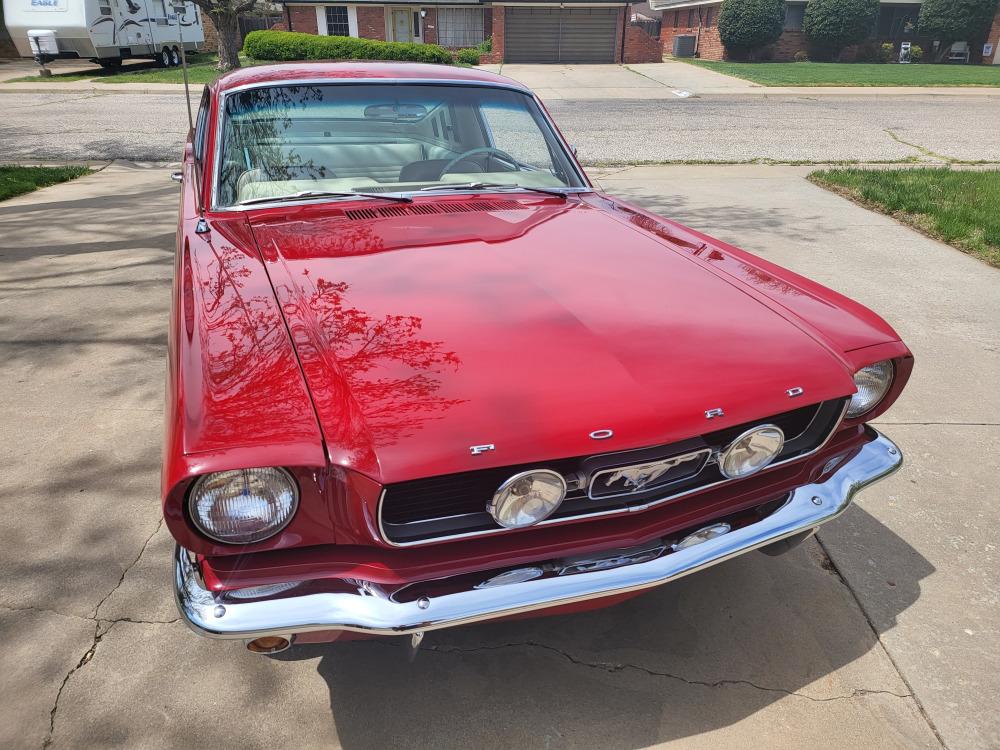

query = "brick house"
[[652, 0, 1000, 64], [273, 0, 664, 62]]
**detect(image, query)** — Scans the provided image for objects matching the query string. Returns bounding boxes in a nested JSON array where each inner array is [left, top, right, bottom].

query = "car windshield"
[[215, 83, 586, 208]]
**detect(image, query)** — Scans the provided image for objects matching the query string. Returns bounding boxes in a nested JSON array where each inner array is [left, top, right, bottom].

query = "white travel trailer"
[[3, 0, 204, 69]]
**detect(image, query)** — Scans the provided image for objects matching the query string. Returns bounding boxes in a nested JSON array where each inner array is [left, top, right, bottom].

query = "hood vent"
[[344, 199, 522, 222]]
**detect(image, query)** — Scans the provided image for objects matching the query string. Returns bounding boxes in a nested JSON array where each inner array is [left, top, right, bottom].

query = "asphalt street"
[[1, 163, 998, 749], [2, 90, 998, 163]]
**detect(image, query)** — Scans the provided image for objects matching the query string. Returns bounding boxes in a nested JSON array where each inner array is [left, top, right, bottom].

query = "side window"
[[479, 103, 552, 170], [193, 87, 210, 162], [99, 1, 112, 16]]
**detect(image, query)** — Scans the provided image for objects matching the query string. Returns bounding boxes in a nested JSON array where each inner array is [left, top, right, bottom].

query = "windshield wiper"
[[238, 190, 412, 206], [419, 182, 569, 199]]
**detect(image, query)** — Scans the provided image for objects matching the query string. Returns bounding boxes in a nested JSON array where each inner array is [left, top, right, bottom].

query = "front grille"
[[379, 398, 848, 545]]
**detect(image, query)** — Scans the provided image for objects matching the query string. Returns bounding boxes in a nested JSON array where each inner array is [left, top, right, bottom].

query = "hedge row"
[[243, 30, 456, 64]]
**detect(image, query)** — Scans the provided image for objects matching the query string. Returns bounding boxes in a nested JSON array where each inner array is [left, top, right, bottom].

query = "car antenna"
[[174, 1, 194, 132], [173, 2, 208, 233]]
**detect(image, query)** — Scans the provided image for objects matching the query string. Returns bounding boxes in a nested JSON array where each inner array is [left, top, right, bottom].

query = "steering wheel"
[[439, 147, 521, 177]]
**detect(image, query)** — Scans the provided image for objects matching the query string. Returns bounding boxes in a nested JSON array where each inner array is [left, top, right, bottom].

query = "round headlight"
[[188, 468, 298, 544], [719, 425, 785, 479], [847, 360, 895, 418], [488, 469, 567, 529]]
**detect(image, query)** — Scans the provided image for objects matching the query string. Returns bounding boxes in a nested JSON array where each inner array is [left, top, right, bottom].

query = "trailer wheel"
[[159, 47, 171, 67], [170, 47, 181, 66]]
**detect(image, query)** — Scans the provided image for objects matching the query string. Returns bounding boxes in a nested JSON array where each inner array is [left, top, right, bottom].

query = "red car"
[[169, 62, 912, 654]]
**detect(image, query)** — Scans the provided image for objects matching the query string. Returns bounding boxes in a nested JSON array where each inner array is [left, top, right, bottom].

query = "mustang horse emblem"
[[604, 461, 677, 492]]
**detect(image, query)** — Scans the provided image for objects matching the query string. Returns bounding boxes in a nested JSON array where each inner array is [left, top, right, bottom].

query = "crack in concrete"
[[884, 129, 953, 163], [422, 641, 914, 704], [812, 535, 949, 749], [0, 605, 177, 627], [38, 517, 172, 749], [91, 517, 163, 620], [42, 619, 107, 749]]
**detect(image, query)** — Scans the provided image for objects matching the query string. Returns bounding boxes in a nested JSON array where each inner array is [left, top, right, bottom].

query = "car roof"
[[214, 62, 531, 94]]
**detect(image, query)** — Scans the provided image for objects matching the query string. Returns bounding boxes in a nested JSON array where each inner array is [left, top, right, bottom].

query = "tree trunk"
[[211, 11, 242, 71]]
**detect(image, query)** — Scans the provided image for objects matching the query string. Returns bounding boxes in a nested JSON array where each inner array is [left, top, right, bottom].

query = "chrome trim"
[[187, 467, 299, 545], [588, 447, 711, 500], [209, 78, 590, 212], [376, 399, 850, 548], [846, 359, 896, 418], [487, 468, 568, 529], [175, 429, 903, 640], [717, 424, 784, 480]]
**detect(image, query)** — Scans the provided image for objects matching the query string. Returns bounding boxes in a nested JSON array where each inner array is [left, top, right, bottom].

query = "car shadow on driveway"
[[273, 504, 933, 748]]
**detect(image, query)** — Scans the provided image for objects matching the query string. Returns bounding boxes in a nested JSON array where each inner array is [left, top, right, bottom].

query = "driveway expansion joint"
[[813, 535, 949, 749], [421, 641, 915, 704]]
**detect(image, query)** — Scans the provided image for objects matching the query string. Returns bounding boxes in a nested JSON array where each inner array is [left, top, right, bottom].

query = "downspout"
[[285, 4, 292, 32], [694, 7, 702, 57], [620, 4, 627, 63]]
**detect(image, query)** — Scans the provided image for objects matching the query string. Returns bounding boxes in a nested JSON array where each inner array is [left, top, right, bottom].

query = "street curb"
[[2, 82, 1000, 98], [0, 83, 192, 95]]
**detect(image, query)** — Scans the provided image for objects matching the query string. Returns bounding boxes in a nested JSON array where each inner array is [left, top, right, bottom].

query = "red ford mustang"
[[168, 62, 912, 654]]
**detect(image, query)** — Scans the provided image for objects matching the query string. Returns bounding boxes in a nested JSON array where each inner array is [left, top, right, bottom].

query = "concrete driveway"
[[0, 163, 997, 749]]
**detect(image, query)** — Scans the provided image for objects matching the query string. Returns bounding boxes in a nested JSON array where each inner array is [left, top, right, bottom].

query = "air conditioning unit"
[[673, 34, 697, 58]]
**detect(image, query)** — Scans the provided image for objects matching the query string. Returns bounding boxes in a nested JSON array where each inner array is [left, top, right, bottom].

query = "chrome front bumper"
[[175, 430, 902, 640]]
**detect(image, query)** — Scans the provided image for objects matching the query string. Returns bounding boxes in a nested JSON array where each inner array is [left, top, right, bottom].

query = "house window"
[[687, 8, 695, 27], [413, 11, 421, 37], [437, 7, 484, 48], [673, 10, 679, 28], [325, 6, 350, 37], [784, 3, 806, 31], [704, 7, 713, 26]]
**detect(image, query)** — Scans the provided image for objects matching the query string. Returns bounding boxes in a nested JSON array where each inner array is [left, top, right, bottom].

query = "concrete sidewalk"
[[0, 163, 997, 749], [4, 59, 1000, 98]]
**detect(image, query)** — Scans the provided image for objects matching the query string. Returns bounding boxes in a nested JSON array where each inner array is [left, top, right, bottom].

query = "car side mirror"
[[571, 145, 578, 156], [170, 172, 183, 183]]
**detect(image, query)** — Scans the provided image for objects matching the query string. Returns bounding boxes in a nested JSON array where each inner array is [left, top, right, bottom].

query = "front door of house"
[[391, 9, 412, 42]]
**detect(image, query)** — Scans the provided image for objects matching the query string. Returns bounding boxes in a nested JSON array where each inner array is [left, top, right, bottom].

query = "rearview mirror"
[[364, 103, 428, 121]]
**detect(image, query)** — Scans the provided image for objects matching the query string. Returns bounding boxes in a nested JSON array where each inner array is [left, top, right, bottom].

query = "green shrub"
[[455, 48, 481, 65], [880, 42, 895, 62], [793, 49, 809, 62], [717, 0, 785, 60], [919, 0, 999, 59], [243, 30, 453, 64], [910, 44, 924, 62], [851, 39, 881, 62], [475, 37, 493, 54], [243, 30, 313, 61], [803, 0, 879, 61]]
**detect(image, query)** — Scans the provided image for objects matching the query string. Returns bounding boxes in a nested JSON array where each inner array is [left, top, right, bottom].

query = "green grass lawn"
[[0, 165, 91, 201], [9, 53, 249, 85], [684, 59, 1000, 87], [810, 168, 1000, 267]]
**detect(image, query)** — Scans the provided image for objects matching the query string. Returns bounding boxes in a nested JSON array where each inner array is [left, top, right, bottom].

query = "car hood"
[[248, 196, 857, 483]]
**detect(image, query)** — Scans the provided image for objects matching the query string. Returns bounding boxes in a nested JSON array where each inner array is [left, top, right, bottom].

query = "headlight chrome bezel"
[[718, 424, 786, 480], [847, 359, 896, 419], [488, 469, 568, 530], [188, 467, 299, 545]]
